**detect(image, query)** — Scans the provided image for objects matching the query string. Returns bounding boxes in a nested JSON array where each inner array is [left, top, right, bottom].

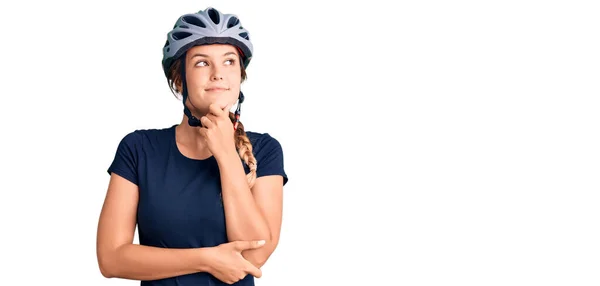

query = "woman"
[[96, 7, 288, 285]]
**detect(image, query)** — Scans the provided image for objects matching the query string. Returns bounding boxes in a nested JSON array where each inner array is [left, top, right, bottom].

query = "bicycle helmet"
[[161, 7, 252, 128], [162, 7, 253, 77]]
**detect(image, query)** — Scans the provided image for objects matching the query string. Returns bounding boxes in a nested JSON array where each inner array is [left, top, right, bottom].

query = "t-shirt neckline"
[[170, 124, 216, 163]]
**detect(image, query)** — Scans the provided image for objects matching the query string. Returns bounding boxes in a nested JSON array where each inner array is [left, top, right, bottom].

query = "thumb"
[[235, 240, 266, 251]]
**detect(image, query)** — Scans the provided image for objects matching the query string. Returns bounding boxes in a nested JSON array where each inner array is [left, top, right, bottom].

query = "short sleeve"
[[255, 134, 288, 186], [107, 132, 139, 185]]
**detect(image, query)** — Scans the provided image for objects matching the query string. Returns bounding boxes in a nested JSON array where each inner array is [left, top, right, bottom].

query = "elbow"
[[99, 266, 114, 279], [245, 252, 269, 269], [244, 240, 278, 269], [97, 248, 119, 278], [98, 256, 115, 278]]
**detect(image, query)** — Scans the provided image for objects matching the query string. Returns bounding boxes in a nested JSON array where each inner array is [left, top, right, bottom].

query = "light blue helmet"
[[161, 7, 253, 77]]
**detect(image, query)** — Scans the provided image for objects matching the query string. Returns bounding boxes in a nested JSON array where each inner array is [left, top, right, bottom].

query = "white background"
[[1, 0, 599, 285]]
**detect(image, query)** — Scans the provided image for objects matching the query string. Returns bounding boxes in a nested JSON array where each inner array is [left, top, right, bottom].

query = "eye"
[[195, 61, 208, 67], [225, 59, 236, 65]]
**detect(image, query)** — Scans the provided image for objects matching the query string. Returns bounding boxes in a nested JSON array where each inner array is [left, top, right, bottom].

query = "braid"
[[229, 112, 257, 188]]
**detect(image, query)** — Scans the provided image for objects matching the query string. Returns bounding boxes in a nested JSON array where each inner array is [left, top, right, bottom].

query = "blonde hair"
[[167, 55, 258, 188]]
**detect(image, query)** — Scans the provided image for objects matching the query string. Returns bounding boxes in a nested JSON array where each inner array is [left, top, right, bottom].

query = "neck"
[[176, 115, 209, 152]]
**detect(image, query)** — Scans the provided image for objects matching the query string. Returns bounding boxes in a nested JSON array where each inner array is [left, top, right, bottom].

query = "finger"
[[205, 113, 218, 123], [208, 103, 222, 117], [235, 240, 266, 251], [245, 263, 262, 278], [200, 116, 214, 129]]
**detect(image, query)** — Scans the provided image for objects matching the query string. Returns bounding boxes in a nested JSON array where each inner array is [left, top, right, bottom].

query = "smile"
[[205, 87, 230, 92]]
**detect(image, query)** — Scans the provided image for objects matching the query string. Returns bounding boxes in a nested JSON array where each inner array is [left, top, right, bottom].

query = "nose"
[[211, 66, 223, 81]]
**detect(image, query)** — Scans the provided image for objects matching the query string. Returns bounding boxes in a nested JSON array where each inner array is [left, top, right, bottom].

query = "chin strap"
[[181, 56, 202, 127], [234, 91, 244, 130]]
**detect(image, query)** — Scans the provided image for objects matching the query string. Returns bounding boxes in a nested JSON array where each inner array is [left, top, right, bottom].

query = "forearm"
[[99, 244, 211, 281], [217, 152, 270, 241]]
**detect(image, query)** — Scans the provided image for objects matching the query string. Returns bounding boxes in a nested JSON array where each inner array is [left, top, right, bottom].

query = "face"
[[183, 44, 242, 115]]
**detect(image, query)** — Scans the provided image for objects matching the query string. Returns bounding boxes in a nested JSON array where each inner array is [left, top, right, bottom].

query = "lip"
[[205, 87, 229, 91]]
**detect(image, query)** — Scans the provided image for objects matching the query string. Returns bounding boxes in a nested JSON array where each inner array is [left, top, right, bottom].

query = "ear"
[[174, 78, 183, 93]]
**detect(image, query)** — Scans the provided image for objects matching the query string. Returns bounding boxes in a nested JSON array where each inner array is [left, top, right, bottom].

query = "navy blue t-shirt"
[[107, 124, 288, 285]]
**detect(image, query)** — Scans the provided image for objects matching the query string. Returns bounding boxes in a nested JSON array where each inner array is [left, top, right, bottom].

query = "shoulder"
[[124, 124, 176, 139], [245, 130, 284, 154], [114, 125, 176, 150], [244, 130, 288, 184], [244, 130, 286, 168]]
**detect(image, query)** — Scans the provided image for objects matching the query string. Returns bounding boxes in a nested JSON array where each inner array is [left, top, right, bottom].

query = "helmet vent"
[[172, 31, 192, 41], [208, 8, 220, 24], [239, 32, 249, 40], [227, 17, 239, 28], [182, 16, 206, 28]]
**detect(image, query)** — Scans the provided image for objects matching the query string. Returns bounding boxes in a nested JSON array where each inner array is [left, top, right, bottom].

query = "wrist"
[[214, 147, 239, 163], [195, 247, 214, 273]]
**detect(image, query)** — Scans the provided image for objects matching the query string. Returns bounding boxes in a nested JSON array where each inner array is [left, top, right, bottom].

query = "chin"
[[206, 99, 233, 111]]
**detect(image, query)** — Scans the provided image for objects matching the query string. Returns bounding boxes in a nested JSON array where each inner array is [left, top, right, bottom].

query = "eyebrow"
[[191, 52, 237, 59]]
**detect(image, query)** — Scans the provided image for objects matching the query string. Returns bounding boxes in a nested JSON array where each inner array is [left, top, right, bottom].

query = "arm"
[[96, 173, 212, 280], [216, 152, 284, 268]]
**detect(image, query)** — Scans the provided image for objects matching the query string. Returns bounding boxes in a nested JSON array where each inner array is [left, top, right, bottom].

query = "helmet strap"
[[181, 56, 202, 127], [234, 91, 244, 130]]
